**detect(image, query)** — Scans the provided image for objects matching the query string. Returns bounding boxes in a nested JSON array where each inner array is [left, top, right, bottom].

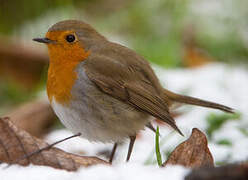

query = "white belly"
[[51, 97, 149, 143]]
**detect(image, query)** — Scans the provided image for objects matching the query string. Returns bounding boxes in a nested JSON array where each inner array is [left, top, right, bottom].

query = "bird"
[[33, 20, 234, 163]]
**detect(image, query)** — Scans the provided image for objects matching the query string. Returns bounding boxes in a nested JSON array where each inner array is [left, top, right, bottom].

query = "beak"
[[32, 37, 55, 44]]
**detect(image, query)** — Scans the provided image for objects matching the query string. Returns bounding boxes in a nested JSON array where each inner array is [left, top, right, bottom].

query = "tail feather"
[[165, 90, 234, 113]]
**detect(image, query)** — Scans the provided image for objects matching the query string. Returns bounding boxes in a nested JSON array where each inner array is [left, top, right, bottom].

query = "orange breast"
[[47, 61, 79, 105], [46, 35, 90, 105]]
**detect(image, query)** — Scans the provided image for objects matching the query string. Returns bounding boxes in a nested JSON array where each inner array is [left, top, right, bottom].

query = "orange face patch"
[[46, 30, 90, 105]]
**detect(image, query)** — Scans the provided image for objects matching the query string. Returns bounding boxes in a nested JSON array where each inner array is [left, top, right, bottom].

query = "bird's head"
[[33, 20, 105, 64]]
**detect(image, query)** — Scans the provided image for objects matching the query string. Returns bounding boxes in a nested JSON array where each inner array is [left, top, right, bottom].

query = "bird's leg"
[[126, 135, 136, 162], [109, 143, 118, 164]]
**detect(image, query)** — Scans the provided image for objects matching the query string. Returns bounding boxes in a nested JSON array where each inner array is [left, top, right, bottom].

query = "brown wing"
[[83, 45, 183, 135]]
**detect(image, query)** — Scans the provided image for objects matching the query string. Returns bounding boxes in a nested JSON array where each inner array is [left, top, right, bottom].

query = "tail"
[[164, 90, 234, 113]]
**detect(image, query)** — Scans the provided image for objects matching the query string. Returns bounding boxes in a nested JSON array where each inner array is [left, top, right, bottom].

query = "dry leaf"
[[183, 25, 213, 68], [185, 163, 248, 180], [0, 117, 108, 171], [162, 128, 214, 168], [6, 100, 56, 137]]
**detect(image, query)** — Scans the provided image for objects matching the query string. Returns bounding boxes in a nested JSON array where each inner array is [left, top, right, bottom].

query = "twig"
[[4, 133, 81, 169]]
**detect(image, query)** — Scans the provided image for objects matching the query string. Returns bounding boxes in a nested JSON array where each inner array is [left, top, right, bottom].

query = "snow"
[[1, 63, 248, 179], [0, 163, 189, 180]]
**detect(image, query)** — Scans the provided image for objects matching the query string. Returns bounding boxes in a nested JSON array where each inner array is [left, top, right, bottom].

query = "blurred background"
[[0, 0, 248, 165]]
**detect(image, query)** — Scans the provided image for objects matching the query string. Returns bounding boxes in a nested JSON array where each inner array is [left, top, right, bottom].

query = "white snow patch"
[[0, 163, 189, 180]]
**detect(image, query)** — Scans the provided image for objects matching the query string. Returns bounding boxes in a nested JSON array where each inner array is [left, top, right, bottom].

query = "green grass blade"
[[155, 127, 162, 166]]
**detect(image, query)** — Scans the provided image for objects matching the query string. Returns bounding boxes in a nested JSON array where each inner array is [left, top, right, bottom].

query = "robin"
[[33, 20, 234, 163]]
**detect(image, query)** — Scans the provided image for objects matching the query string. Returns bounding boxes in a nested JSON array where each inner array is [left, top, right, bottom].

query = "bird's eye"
[[65, 34, 76, 43]]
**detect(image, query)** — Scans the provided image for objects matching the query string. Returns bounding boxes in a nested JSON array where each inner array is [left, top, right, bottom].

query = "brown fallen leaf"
[[6, 99, 57, 137], [162, 128, 214, 168], [0, 117, 108, 171], [185, 163, 248, 180], [183, 25, 213, 68]]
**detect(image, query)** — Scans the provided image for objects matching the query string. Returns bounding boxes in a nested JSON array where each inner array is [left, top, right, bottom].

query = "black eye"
[[66, 34, 75, 43]]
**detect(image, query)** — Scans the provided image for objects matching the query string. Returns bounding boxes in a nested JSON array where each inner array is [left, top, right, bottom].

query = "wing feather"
[[84, 49, 183, 135]]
